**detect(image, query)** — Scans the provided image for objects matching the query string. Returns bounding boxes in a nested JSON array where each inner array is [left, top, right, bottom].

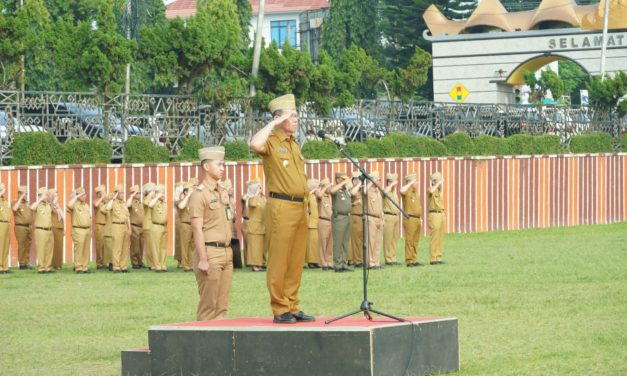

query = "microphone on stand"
[[317, 130, 346, 146]]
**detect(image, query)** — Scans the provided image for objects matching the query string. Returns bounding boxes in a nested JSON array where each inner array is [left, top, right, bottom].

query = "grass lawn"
[[1, 222, 626, 375]]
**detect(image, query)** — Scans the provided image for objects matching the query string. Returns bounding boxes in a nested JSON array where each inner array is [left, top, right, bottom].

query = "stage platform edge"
[[121, 316, 459, 376]]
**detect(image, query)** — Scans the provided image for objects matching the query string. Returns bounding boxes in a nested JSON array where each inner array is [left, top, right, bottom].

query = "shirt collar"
[[203, 178, 218, 191], [274, 128, 292, 142]]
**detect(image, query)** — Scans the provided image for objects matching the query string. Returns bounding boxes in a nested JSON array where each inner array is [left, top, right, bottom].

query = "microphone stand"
[[325, 139, 407, 324]]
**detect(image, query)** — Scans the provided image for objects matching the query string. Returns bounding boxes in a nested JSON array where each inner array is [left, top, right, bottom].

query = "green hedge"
[[473, 135, 511, 156], [569, 132, 614, 153], [620, 133, 627, 152], [10, 132, 65, 165], [506, 134, 535, 155], [176, 137, 203, 162], [63, 138, 112, 164], [224, 140, 257, 161], [343, 141, 370, 158], [532, 135, 562, 154], [124, 136, 170, 163], [443, 132, 473, 156], [301, 140, 340, 160]]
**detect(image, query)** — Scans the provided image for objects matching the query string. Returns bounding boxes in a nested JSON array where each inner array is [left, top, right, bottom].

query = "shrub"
[[415, 137, 447, 157], [620, 133, 627, 152], [301, 140, 340, 160], [11, 132, 65, 165], [569, 132, 614, 153], [176, 137, 203, 162], [532, 135, 562, 154], [507, 134, 535, 155], [365, 136, 396, 158], [124, 136, 170, 163], [442, 132, 473, 156], [386, 133, 418, 157], [473, 135, 511, 156], [224, 140, 256, 161], [342, 141, 370, 159], [63, 138, 112, 164]]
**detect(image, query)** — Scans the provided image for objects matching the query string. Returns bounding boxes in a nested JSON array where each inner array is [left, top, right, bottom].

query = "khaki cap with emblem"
[[74, 187, 85, 195], [95, 185, 105, 193], [386, 173, 398, 181], [47, 188, 57, 194], [18, 185, 27, 193], [38, 187, 47, 195], [335, 171, 348, 180], [320, 178, 330, 186], [155, 184, 165, 193], [198, 146, 225, 162], [431, 172, 442, 181], [405, 174, 417, 182], [143, 182, 154, 192], [114, 184, 124, 192], [130, 185, 140, 193], [268, 94, 296, 113]]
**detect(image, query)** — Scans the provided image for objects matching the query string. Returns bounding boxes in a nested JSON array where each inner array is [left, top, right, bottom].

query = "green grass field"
[[1, 222, 626, 375]]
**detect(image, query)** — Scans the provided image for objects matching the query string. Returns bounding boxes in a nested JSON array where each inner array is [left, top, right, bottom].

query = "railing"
[[0, 90, 625, 164]]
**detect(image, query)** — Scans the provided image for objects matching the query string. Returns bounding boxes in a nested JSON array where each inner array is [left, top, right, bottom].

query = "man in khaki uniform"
[[12, 186, 33, 269], [349, 171, 363, 266], [100, 192, 114, 270], [93, 185, 107, 270], [174, 181, 185, 269], [400, 174, 423, 267], [245, 180, 266, 272], [31, 187, 53, 273], [189, 146, 233, 321], [305, 179, 320, 268], [365, 171, 384, 269], [67, 187, 92, 273], [330, 172, 352, 272], [250, 93, 315, 324], [104, 185, 131, 272], [0, 183, 12, 274], [148, 184, 168, 272], [127, 185, 145, 269], [49, 189, 65, 270], [382, 173, 400, 266], [142, 183, 155, 269], [177, 182, 195, 272], [316, 178, 333, 270], [428, 172, 446, 265]]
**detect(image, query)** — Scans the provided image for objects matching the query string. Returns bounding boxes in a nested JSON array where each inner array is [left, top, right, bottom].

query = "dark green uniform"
[[331, 187, 352, 270]]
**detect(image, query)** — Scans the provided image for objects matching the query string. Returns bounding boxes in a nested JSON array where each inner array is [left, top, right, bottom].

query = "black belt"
[[319, 217, 330, 221], [429, 210, 444, 213], [352, 213, 362, 217], [96, 223, 106, 226], [205, 242, 231, 248], [269, 192, 304, 203], [243, 216, 249, 220], [112, 222, 126, 225], [364, 213, 381, 219], [407, 214, 421, 219], [36, 227, 51, 231], [131, 223, 142, 228], [182, 221, 191, 225], [15, 224, 30, 227], [153, 222, 166, 226], [384, 212, 398, 216], [73, 226, 90, 229], [0, 220, 8, 223], [334, 212, 350, 216]]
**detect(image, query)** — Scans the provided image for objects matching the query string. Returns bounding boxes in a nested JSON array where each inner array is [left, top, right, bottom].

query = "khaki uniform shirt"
[[94, 200, 106, 225], [332, 187, 352, 215], [69, 201, 91, 228], [12, 200, 32, 225], [364, 187, 383, 218], [111, 199, 130, 224], [99, 201, 112, 236], [318, 193, 332, 220], [34, 201, 52, 228], [129, 199, 144, 226], [428, 188, 444, 212], [0, 198, 9, 222], [151, 200, 168, 225], [307, 192, 318, 229], [350, 193, 362, 216], [142, 194, 154, 230], [52, 205, 64, 229], [189, 179, 232, 243], [247, 195, 266, 235], [260, 129, 307, 198], [382, 191, 400, 215], [179, 199, 192, 224], [402, 189, 422, 217]]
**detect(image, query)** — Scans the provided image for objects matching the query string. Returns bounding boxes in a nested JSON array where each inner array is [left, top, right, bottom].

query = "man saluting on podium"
[[250, 94, 315, 324]]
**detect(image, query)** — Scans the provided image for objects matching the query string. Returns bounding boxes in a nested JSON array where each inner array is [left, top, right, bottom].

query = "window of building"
[[271, 20, 297, 48]]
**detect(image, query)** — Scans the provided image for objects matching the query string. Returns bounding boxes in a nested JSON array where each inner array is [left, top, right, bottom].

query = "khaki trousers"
[[143, 229, 154, 268], [306, 228, 320, 264], [52, 228, 64, 269], [367, 217, 383, 267], [246, 233, 265, 267], [332, 214, 350, 269], [35, 228, 53, 272], [151, 224, 167, 270], [14, 225, 31, 265], [94, 224, 105, 267], [194, 245, 233, 321], [0, 223, 10, 271], [403, 217, 422, 264], [265, 198, 308, 316], [317, 220, 333, 267], [104, 236, 112, 266], [71, 227, 91, 271], [174, 221, 181, 264], [383, 214, 400, 263], [179, 223, 194, 270], [111, 224, 130, 271], [350, 215, 363, 264], [428, 213, 446, 262], [130, 225, 144, 266]]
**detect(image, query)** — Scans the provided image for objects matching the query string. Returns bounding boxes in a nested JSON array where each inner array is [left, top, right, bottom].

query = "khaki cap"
[[431, 172, 442, 181], [220, 179, 232, 190], [184, 182, 194, 190], [38, 187, 47, 195], [189, 178, 199, 185], [74, 187, 85, 195], [307, 178, 320, 186], [175, 181, 185, 188], [246, 179, 259, 186], [130, 185, 140, 193], [371, 170, 380, 179], [386, 173, 398, 181], [198, 146, 225, 161], [95, 185, 105, 193], [335, 171, 347, 179], [114, 184, 124, 192], [352, 171, 361, 179], [155, 184, 165, 193], [320, 178, 330, 185], [405, 174, 417, 182], [18, 186, 28, 193], [47, 188, 57, 194], [268, 94, 296, 113], [0, 183, 5, 191]]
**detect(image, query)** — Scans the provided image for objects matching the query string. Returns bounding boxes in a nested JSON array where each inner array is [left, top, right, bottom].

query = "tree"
[[321, 0, 380, 61], [388, 47, 432, 101], [558, 60, 588, 105], [439, 0, 478, 20], [586, 71, 627, 117], [523, 68, 564, 103], [235, 0, 252, 44]]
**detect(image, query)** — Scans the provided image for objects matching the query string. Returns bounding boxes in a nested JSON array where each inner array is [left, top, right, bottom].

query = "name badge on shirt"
[[226, 207, 233, 221], [277, 147, 288, 153]]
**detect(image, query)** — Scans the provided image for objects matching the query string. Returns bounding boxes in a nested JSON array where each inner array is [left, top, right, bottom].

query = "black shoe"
[[307, 263, 321, 269], [430, 261, 446, 265], [438, 261, 447, 264], [113, 269, 122, 273], [407, 262, 423, 267], [121, 269, 130, 273], [83, 269, 92, 274], [97, 265, 108, 270], [0, 271, 5, 274], [19, 264, 28, 270], [292, 311, 316, 322], [341, 266, 354, 272], [5, 269, 13, 274], [132, 264, 141, 269], [273, 312, 296, 324], [108, 263, 113, 271], [184, 268, 193, 272], [354, 263, 363, 268]]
